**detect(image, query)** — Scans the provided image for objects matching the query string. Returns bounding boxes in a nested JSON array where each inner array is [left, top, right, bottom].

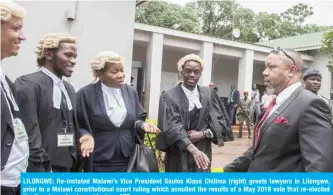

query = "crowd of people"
[[1, 2, 333, 195]]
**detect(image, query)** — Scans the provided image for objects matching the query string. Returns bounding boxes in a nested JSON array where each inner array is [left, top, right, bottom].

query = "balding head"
[[263, 48, 303, 95], [280, 48, 304, 76]]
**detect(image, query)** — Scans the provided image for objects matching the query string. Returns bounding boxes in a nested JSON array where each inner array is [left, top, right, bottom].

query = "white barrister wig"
[[177, 54, 204, 72], [90, 50, 125, 78], [35, 33, 77, 60], [1, 1, 27, 21]]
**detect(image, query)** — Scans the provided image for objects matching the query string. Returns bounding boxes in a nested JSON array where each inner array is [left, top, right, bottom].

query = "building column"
[[199, 42, 213, 86], [145, 33, 164, 121], [238, 49, 254, 97]]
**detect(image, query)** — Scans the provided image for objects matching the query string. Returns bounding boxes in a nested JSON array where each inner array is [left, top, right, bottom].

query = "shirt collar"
[[101, 82, 121, 94], [276, 82, 302, 105], [0, 64, 5, 80], [181, 83, 199, 96], [41, 67, 62, 84]]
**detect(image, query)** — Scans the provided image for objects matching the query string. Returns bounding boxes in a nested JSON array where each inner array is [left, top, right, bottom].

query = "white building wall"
[[308, 52, 332, 98], [144, 33, 164, 120], [212, 61, 238, 98], [238, 50, 254, 97], [160, 71, 179, 93], [3, 1, 136, 91], [199, 42, 213, 86]]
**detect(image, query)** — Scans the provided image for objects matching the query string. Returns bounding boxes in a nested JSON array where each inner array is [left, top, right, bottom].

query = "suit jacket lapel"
[[174, 84, 190, 129], [5, 76, 15, 96], [253, 111, 265, 146], [197, 86, 208, 128], [95, 81, 114, 127], [255, 86, 304, 151], [175, 84, 190, 111], [63, 82, 79, 130], [120, 85, 132, 123], [1, 91, 14, 130], [63, 82, 74, 107], [3, 76, 15, 129]]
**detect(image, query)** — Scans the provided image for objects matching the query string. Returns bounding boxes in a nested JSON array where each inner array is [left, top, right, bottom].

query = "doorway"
[[255, 84, 266, 101]]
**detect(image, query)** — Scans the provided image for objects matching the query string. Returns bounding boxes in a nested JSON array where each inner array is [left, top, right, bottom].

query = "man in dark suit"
[[14, 33, 94, 173], [228, 84, 240, 125], [303, 69, 332, 122], [1, 2, 29, 194], [224, 47, 333, 172]]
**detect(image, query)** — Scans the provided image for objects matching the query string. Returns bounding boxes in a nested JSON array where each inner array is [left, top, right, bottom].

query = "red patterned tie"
[[254, 98, 276, 149]]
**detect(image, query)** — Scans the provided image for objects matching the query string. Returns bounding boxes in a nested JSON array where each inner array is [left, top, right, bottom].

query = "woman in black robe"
[[77, 51, 160, 172], [156, 54, 229, 172]]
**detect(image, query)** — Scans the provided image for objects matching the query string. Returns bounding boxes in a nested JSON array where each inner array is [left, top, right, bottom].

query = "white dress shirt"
[[181, 84, 202, 111], [41, 67, 72, 110], [261, 94, 276, 109], [268, 82, 302, 117], [252, 89, 260, 103], [180, 84, 214, 138], [101, 83, 127, 127], [0, 65, 29, 187]]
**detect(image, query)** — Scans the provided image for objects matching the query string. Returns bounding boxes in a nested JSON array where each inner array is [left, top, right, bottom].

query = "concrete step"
[[232, 125, 252, 137]]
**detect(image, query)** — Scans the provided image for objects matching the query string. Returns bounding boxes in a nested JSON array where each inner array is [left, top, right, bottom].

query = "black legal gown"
[[156, 83, 229, 172], [14, 71, 81, 172]]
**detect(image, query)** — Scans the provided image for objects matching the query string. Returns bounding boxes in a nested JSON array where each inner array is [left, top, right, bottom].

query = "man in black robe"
[[1, 2, 29, 194], [156, 54, 229, 172], [14, 33, 94, 172]]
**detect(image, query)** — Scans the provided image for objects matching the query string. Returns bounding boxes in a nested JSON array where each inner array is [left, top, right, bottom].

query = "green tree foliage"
[[280, 3, 313, 25], [135, 1, 332, 43], [135, 1, 200, 33], [143, 119, 165, 172], [321, 30, 333, 72]]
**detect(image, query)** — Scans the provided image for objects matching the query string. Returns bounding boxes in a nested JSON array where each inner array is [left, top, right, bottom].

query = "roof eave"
[[295, 46, 321, 52], [136, 1, 147, 7]]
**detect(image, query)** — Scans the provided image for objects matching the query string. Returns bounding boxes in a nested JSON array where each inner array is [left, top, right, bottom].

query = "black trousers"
[[228, 104, 237, 125], [1, 185, 20, 195]]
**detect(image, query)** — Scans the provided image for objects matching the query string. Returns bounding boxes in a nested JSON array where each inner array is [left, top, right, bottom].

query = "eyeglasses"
[[270, 46, 296, 66]]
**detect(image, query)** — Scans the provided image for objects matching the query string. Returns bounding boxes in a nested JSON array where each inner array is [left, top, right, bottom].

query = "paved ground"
[[211, 137, 252, 169]]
